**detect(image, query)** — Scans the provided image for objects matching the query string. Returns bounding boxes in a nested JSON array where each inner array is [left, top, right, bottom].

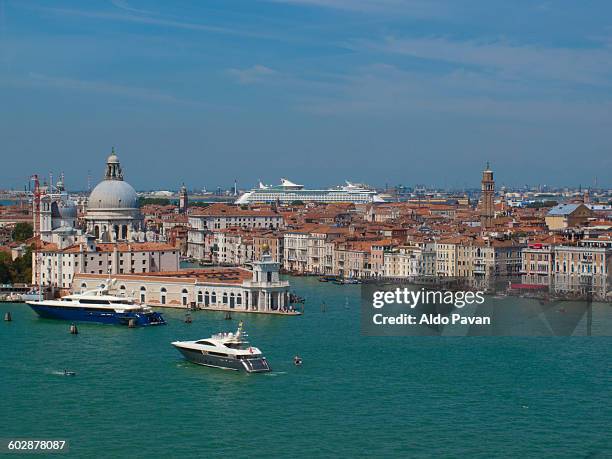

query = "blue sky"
[[0, 0, 611, 190]]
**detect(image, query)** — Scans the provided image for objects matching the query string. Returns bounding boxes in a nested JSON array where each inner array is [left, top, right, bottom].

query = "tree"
[[138, 197, 172, 206], [0, 248, 31, 284], [11, 222, 33, 242]]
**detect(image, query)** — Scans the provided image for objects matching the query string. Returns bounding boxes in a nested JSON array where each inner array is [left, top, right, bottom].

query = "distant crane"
[[30, 174, 41, 237]]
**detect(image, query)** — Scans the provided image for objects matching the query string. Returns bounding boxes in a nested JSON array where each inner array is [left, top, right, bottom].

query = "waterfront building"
[[545, 203, 594, 231], [521, 238, 559, 287], [34, 239, 179, 294], [235, 178, 385, 205], [283, 228, 310, 273], [435, 236, 524, 284], [333, 240, 375, 279], [383, 245, 423, 279], [73, 250, 293, 312], [306, 228, 341, 275], [479, 163, 495, 228], [552, 237, 611, 300]]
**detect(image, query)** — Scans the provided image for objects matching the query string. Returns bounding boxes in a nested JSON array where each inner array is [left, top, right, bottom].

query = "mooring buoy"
[[69, 323, 78, 334], [4, 312, 12, 322]]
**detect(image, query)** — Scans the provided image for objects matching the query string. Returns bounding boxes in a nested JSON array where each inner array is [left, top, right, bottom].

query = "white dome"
[[88, 180, 138, 209]]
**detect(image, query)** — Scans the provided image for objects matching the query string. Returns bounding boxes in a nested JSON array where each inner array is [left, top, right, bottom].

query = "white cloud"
[[267, 0, 443, 16], [227, 65, 278, 84], [356, 36, 612, 87], [296, 63, 612, 122], [21, 73, 197, 105]]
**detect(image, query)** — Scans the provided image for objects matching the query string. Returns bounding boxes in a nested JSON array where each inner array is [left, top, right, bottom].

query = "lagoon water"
[[1, 276, 610, 458]]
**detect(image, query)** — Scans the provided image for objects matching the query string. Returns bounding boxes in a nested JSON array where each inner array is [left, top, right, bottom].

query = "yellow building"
[[545, 203, 594, 230]]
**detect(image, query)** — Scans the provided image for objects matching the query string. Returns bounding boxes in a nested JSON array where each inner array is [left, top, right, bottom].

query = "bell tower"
[[179, 184, 188, 214], [479, 162, 495, 228]]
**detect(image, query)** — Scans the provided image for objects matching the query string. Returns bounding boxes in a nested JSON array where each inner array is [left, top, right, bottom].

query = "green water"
[[1, 277, 610, 458]]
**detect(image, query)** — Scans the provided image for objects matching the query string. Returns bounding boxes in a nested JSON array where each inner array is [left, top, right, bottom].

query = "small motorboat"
[[63, 369, 76, 376], [293, 355, 303, 366]]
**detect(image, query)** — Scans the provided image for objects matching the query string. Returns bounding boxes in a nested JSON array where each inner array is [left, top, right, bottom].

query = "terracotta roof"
[[190, 203, 280, 217], [74, 268, 252, 285]]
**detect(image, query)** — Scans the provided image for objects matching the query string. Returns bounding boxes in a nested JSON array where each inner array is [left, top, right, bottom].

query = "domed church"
[[85, 149, 144, 242]]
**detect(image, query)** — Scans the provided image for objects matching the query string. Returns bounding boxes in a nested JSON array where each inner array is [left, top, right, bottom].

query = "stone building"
[[72, 250, 295, 313]]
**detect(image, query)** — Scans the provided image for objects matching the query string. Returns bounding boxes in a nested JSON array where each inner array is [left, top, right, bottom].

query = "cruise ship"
[[26, 283, 165, 327], [235, 178, 385, 205], [172, 322, 271, 373]]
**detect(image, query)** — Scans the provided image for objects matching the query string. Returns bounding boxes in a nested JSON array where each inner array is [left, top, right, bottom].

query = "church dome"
[[89, 180, 138, 209], [88, 149, 138, 210]]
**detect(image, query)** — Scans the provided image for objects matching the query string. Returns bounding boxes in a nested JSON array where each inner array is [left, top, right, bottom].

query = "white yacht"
[[172, 322, 271, 373], [26, 282, 165, 327]]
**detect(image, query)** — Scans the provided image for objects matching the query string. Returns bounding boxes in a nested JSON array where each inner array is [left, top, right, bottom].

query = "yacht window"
[[80, 299, 111, 305], [195, 341, 215, 346]]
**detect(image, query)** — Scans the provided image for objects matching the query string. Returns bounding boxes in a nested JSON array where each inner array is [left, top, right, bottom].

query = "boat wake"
[[47, 369, 77, 377], [264, 371, 287, 377]]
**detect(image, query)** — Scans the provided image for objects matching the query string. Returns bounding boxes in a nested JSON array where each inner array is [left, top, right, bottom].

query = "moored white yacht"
[[26, 281, 165, 327], [172, 322, 271, 373]]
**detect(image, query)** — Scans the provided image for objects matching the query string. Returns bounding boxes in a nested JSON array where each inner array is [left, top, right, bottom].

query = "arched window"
[[140, 286, 146, 304], [229, 292, 235, 308], [236, 293, 242, 305], [160, 287, 167, 305], [204, 291, 210, 307], [223, 292, 228, 305], [211, 291, 216, 304], [94, 226, 100, 239], [181, 288, 189, 306], [197, 291, 203, 304], [121, 225, 128, 240]]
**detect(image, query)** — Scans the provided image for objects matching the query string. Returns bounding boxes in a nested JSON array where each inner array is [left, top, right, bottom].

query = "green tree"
[[11, 222, 33, 242], [0, 248, 32, 284], [0, 253, 11, 283], [138, 197, 173, 206]]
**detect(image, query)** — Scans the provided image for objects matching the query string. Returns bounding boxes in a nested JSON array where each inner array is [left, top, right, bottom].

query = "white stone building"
[[73, 251, 295, 313]]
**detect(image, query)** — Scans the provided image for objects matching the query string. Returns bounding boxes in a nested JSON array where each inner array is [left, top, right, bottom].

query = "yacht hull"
[[173, 346, 271, 373], [27, 303, 165, 327]]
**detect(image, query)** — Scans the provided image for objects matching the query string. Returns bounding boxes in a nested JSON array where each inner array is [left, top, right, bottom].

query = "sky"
[[0, 0, 611, 191]]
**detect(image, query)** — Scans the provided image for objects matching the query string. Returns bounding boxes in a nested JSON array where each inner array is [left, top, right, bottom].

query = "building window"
[[140, 286, 146, 303], [160, 287, 167, 305], [197, 291, 203, 304], [181, 289, 188, 306]]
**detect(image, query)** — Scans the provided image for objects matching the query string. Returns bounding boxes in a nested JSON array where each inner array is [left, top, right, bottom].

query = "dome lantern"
[[105, 147, 123, 180]]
